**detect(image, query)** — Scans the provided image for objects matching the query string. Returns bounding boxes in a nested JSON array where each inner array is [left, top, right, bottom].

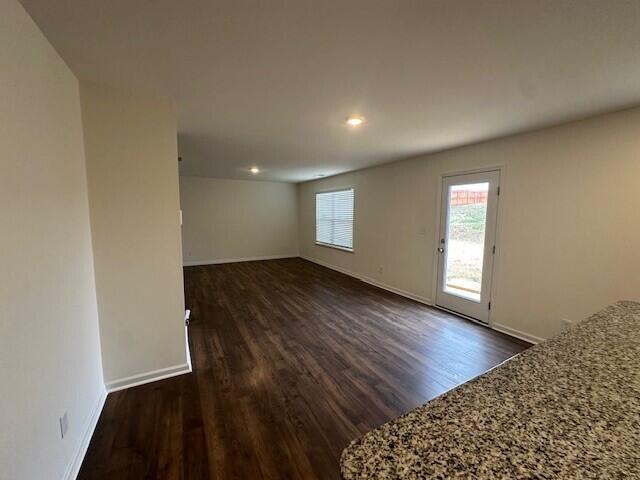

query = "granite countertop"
[[341, 301, 640, 479]]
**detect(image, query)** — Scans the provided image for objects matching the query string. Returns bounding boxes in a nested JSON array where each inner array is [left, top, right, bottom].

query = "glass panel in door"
[[444, 182, 489, 302]]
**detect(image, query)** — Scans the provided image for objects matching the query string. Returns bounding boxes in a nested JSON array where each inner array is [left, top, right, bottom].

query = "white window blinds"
[[315, 188, 354, 250]]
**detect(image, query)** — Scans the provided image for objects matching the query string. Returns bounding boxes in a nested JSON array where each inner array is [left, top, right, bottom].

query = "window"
[[315, 188, 354, 251]]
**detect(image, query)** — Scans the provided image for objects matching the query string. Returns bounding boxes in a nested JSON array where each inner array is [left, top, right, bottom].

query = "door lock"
[[438, 247, 445, 253]]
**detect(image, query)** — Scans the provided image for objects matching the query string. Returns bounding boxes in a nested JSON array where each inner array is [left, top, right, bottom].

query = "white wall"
[[0, 0, 105, 478], [80, 83, 188, 388], [299, 107, 640, 341], [180, 176, 299, 265]]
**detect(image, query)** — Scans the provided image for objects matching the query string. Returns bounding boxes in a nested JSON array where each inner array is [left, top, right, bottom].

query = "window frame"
[[314, 186, 355, 253]]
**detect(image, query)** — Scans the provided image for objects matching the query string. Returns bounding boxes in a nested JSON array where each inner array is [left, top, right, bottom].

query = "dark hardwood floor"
[[78, 258, 529, 479]]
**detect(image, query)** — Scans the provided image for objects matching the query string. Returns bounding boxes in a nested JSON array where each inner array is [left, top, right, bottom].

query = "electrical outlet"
[[561, 318, 573, 332], [59, 411, 69, 439]]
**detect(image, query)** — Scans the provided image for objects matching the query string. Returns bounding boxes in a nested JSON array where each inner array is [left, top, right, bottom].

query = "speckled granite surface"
[[341, 301, 640, 479]]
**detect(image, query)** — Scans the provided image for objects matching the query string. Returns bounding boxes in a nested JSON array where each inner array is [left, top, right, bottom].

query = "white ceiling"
[[20, 0, 640, 182]]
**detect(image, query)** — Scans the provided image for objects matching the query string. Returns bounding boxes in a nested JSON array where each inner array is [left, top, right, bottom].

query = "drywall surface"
[[80, 82, 187, 385], [299, 107, 640, 340], [180, 176, 298, 264], [0, 0, 104, 478]]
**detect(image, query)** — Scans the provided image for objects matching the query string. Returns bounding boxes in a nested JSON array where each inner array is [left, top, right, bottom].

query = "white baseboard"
[[183, 254, 298, 267], [300, 255, 544, 345], [62, 388, 107, 480], [491, 323, 544, 344], [106, 363, 192, 393], [300, 255, 434, 306], [185, 324, 192, 371]]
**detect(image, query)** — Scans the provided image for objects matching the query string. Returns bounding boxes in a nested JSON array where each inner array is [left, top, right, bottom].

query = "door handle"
[[438, 247, 445, 253]]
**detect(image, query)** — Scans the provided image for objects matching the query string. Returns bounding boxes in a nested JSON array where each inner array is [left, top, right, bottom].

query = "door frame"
[[430, 165, 505, 325]]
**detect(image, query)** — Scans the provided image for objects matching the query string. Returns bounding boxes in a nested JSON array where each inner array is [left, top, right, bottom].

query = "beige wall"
[[81, 83, 187, 386], [0, 1, 104, 478], [180, 176, 298, 265], [299, 107, 640, 341]]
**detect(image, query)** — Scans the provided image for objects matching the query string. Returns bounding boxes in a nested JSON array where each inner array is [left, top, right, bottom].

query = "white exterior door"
[[435, 170, 500, 323]]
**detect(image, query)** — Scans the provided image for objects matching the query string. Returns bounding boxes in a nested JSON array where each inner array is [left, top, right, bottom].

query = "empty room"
[[2, 0, 640, 479]]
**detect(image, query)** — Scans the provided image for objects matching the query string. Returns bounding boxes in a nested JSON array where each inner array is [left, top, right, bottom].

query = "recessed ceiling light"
[[250, 167, 260, 174], [345, 114, 365, 127]]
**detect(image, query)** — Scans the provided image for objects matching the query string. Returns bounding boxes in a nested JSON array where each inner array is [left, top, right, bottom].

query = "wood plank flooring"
[[78, 258, 530, 479]]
